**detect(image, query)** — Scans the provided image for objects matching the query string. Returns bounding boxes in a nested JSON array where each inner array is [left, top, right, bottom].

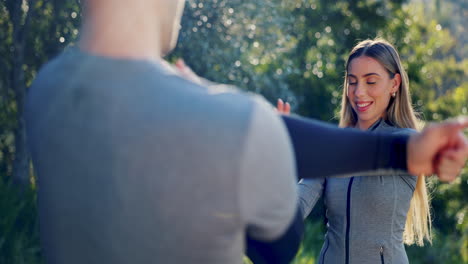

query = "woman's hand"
[[277, 99, 291, 115]]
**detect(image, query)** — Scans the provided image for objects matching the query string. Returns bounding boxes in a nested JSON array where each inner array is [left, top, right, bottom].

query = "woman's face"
[[346, 56, 400, 130]]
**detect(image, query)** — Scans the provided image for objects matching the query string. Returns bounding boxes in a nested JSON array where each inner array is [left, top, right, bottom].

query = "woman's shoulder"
[[391, 127, 417, 136], [378, 120, 417, 135]]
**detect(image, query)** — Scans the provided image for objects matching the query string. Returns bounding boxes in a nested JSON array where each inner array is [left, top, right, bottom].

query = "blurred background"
[[0, 0, 466, 263]]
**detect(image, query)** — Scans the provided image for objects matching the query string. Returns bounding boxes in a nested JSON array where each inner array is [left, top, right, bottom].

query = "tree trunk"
[[10, 0, 35, 187]]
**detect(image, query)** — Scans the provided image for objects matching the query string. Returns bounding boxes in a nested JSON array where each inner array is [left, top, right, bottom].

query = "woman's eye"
[[367, 82, 376, 85], [349, 82, 357, 85]]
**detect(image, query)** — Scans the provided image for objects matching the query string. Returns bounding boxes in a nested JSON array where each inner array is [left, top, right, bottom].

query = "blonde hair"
[[339, 38, 432, 246]]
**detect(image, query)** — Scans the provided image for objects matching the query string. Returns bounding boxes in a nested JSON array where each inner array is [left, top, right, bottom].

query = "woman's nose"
[[354, 83, 366, 97]]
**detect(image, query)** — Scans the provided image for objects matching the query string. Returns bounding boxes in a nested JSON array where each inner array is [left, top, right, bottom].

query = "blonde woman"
[[294, 39, 432, 264]]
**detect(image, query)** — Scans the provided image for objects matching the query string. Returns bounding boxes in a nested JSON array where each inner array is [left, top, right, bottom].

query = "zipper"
[[380, 246, 385, 264], [345, 177, 355, 264], [321, 238, 329, 263], [399, 175, 416, 192]]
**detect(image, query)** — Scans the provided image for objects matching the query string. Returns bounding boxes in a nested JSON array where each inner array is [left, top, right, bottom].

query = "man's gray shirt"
[[26, 48, 298, 264]]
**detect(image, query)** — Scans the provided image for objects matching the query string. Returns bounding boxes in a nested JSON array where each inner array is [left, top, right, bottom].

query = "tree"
[[0, 0, 80, 262], [0, 0, 81, 186]]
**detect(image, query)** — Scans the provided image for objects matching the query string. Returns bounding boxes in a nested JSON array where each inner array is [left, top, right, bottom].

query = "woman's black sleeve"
[[282, 115, 409, 179]]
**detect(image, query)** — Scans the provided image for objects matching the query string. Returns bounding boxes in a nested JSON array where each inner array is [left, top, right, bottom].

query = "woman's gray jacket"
[[298, 119, 417, 264]]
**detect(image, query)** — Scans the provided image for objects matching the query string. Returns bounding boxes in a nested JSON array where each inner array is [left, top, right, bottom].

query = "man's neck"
[[78, 4, 162, 61]]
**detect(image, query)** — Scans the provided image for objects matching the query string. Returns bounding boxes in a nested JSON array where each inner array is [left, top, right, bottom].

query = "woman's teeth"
[[357, 102, 372, 107]]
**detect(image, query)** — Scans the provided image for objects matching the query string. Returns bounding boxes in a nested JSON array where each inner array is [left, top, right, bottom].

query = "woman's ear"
[[392, 73, 402, 94]]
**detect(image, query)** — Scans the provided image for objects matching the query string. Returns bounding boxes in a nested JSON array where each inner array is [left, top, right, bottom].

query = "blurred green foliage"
[[0, 0, 466, 263], [0, 174, 43, 264]]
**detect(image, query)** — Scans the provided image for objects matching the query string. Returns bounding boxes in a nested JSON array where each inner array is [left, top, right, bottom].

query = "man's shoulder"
[[162, 75, 278, 124], [28, 48, 280, 134], [30, 47, 75, 85]]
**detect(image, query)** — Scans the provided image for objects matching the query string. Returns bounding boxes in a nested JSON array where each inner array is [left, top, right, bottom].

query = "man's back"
[[26, 48, 297, 264]]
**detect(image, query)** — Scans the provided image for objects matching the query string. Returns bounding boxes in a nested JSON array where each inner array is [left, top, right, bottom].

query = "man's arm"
[[282, 115, 408, 179], [282, 115, 468, 181], [246, 208, 303, 264], [240, 99, 301, 263]]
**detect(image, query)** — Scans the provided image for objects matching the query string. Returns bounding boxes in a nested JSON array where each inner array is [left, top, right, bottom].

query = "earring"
[[392, 92, 396, 97]]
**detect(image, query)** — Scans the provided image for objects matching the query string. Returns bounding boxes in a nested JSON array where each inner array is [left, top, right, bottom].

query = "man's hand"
[[407, 117, 468, 181], [174, 59, 204, 85]]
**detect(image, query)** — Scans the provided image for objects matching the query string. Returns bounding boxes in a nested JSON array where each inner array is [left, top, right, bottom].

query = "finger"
[[176, 60, 193, 76], [436, 150, 466, 182], [456, 116, 468, 129], [445, 132, 468, 157], [175, 60, 198, 79], [458, 132, 468, 153], [437, 173, 457, 183], [438, 157, 462, 175], [440, 149, 467, 171], [175, 58, 185, 69], [277, 99, 284, 113], [437, 116, 468, 134], [424, 119, 468, 151], [436, 163, 458, 182], [284, 102, 291, 114], [440, 149, 458, 160]]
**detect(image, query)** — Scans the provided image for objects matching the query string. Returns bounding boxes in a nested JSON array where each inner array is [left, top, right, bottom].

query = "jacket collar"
[[368, 118, 396, 132]]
